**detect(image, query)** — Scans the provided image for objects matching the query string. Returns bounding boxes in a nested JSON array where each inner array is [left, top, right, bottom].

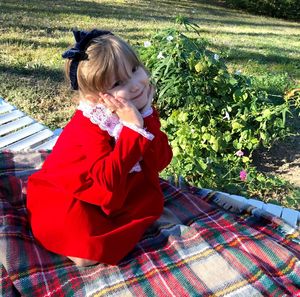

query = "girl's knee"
[[68, 256, 98, 267]]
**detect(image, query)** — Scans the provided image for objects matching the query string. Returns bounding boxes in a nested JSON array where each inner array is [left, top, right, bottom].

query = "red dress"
[[27, 105, 172, 265]]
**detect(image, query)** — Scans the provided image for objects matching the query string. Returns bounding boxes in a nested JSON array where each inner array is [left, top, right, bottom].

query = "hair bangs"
[[75, 34, 145, 97]]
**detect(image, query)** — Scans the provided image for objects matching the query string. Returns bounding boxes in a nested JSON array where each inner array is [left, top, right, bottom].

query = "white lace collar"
[[77, 101, 123, 139]]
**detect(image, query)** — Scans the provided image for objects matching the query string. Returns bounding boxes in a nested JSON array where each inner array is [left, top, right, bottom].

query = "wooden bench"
[[0, 97, 61, 151], [217, 192, 300, 228], [1, 97, 299, 227]]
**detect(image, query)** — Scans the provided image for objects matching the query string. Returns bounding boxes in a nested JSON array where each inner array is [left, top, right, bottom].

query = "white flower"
[[235, 150, 244, 157], [157, 51, 165, 59], [214, 54, 219, 61], [166, 35, 174, 42], [223, 111, 230, 120], [235, 70, 242, 75], [192, 10, 196, 13], [144, 41, 151, 47]]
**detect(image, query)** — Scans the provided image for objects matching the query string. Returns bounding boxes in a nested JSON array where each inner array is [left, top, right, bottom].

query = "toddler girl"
[[27, 29, 173, 267]]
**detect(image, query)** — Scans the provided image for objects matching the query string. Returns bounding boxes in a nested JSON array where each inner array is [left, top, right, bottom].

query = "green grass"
[[1, 0, 299, 128]]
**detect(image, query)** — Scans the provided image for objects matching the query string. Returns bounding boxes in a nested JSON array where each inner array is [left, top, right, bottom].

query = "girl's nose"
[[130, 83, 139, 92]]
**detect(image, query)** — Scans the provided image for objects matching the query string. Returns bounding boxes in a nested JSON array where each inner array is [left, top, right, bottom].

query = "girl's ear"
[[85, 94, 98, 103]]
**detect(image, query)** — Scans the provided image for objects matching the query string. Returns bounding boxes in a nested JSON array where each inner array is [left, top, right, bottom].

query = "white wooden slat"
[[0, 104, 15, 114], [281, 208, 299, 227], [5, 129, 54, 151], [230, 195, 247, 203], [33, 135, 59, 150], [248, 198, 265, 209], [0, 123, 45, 148], [221, 194, 248, 212], [33, 128, 62, 150], [263, 203, 283, 217], [0, 110, 24, 125], [14, 169, 39, 178], [0, 97, 10, 107], [200, 188, 214, 196], [0, 116, 35, 136], [53, 128, 63, 136]]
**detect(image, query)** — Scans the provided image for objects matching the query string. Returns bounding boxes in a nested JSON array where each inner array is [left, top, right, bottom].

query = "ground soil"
[[253, 113, 300, 188]]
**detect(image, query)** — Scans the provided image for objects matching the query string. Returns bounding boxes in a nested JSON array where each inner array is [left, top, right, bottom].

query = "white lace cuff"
[[141, 107, 153, 118], [121, 121, 155, 141], [129, 162, 142, 173]]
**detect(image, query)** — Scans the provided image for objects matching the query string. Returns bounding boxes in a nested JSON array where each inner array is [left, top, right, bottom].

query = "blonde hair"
[[64, 34, 145, 102]]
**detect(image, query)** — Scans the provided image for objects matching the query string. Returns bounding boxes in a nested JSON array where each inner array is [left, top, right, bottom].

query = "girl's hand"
[[99, 93, 144, 128], [139, 84, 155, 114]]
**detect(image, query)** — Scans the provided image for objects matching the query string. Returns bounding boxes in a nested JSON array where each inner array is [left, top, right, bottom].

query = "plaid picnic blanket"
[[0, 151, 299, 297]]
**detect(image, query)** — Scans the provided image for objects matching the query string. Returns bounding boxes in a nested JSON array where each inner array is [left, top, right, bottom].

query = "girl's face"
[[107, 60, 150, 110]]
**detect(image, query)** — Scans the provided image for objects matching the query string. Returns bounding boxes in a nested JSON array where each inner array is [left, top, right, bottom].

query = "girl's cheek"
[[106, 89, 120, 99], [115, 89, 129, 100], [141, 70, 150, 84]]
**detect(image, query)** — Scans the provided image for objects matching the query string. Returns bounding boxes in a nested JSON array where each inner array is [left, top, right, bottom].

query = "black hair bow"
[[62, 29, 113, 90]]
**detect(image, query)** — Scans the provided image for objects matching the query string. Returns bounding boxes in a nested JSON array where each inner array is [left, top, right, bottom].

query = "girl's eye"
[[112, 81, 121, 88]]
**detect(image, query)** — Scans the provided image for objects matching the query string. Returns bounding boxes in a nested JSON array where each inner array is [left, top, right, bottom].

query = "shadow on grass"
[[0, 37, 69, 49], [0, 64, 64, 83], [197, 27, 300, 39], [219, 43, 300, 55], [1, 0, 300, 31], [211, 43, 300, 66]]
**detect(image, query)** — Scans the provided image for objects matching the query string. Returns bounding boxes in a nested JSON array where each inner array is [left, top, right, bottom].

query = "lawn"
[[0, 0, 299, 206], [1, 0, 299, 128]]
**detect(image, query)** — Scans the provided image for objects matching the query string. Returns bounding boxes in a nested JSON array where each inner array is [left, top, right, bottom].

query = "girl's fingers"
[[99, 93, 135, 112], [115, 96, 128, 106], [109, 97, 125, 109], [98, 92, 108, 105], [100, 93, 117, 109]]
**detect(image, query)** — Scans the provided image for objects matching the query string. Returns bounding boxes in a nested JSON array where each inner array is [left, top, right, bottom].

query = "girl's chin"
[[138, 103, 147, 112], [133, 97, 147, 110]]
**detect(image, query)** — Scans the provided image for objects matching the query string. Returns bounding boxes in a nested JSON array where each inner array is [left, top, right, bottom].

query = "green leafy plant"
[[137, 18, 299, 207]]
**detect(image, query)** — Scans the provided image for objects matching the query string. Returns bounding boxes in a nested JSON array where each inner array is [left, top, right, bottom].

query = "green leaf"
[[262, 108, 271, 119], [210, 136, 219, 152], [178, 112, 188, 122], [202, 133, 211, 141], [242, 156, 250, 163], [185, 164, 193, 171], [197, 159, 208, 170], [224, 134, 232, 142], [260, 132, 267, 140], [251, 138, 259, 144], [232, 121, 244, 130], [229, 77, 237, 86], [195, 62, 204, 73], [172, 146, 180, 157]]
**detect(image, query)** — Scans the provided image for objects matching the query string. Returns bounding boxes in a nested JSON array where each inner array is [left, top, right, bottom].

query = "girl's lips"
[[132, 88, 145, 100]]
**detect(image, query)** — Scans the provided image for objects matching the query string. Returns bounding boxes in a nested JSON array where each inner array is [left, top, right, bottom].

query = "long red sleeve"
[[142, 108, 173, 172]]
